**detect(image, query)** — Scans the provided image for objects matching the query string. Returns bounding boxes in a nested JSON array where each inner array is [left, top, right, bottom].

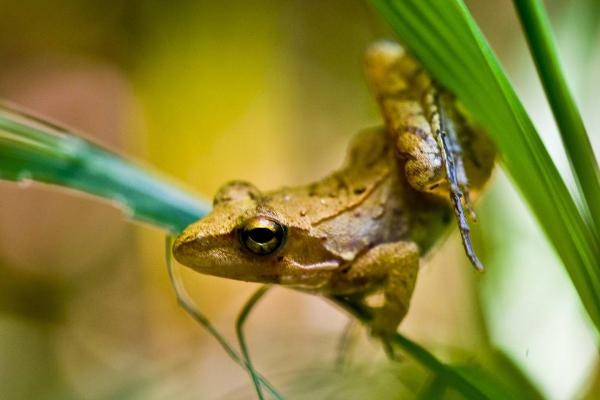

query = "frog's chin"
[[172, 252, 284, 283], [172, 242, 282, 283]]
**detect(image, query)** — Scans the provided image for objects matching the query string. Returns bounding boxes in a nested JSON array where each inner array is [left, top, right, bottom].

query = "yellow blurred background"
[[0, 1, 598, 398]]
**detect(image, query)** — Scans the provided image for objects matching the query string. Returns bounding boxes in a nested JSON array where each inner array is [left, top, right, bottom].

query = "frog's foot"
[[336, 319, 361, 368], [380, 336, 399, 361], [435, 109, 484, 271], [368, 310, 402, 361], [460, 182, 477, 222]]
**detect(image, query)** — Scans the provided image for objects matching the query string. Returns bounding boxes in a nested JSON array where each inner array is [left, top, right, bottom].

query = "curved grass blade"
[[0, 106, 209, 233], [330, 296, 542, 399], [236, 285, 272, 400], [369, 0, 600, 331], [512, 0, 600, 239], [165, 237, 284, 400]]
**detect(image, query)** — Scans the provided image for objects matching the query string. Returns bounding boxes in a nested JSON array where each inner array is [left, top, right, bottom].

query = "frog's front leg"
[[331, 241, 420, 337]]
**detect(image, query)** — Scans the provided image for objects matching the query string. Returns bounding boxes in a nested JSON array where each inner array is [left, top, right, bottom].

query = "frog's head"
[[173, 181, 340, 286]]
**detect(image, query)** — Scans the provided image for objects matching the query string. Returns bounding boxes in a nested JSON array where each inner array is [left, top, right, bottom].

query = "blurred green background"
[[0, 1, 598, 398]]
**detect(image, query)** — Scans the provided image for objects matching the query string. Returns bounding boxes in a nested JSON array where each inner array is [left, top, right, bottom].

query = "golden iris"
[[240, 216, 286, 255]]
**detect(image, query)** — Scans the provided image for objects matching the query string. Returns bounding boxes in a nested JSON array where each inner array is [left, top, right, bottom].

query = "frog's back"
[[265, 128, 450, 261], [264, 127, 395, 225]]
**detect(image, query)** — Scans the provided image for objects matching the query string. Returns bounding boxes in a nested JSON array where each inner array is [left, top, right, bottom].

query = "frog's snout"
[[171, 219, 281, 283], [173, 229, 194, 247], [172, 229, 199, 267], [171, 221, 216, 267], [171, 216, 240, 274]]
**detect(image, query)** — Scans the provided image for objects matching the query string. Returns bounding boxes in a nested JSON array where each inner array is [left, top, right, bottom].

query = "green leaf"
[[0, 107, 209, 232], [334, 295, 542, 399], [512, 0, 600, 240], [452, 350, 544, 400], [369, 0, 600, 330]]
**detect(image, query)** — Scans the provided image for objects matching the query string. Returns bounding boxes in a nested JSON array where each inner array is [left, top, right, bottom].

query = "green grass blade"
[[369, 0, 600, 330], [0, 107, 209, 232], [512, 0, 600, 239], [333, 296, 541, 399], [392, 335, 488, 400], [165, 237, 284, 400], [236, 285, 273, 400]]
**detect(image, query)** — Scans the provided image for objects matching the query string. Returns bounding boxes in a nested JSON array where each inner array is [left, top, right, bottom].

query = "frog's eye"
[[240, 216, 286, 255]]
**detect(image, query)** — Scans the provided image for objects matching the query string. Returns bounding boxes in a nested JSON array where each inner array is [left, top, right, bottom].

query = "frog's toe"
[[368, 317, 402, 361], [368, 310, 399, 339]]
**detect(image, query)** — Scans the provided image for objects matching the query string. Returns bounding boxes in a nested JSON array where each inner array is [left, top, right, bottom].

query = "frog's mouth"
[[173, 238, 280, 283], [172, 230, 293, 284]]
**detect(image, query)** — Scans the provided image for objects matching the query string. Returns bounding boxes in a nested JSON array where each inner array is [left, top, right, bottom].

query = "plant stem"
[[236, 285, 273, 400], [330, 297, 488, 399], [513, 0, 600, 242]]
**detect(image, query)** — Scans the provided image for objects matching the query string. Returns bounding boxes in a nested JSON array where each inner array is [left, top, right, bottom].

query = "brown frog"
[[173, 41, 495, 337]]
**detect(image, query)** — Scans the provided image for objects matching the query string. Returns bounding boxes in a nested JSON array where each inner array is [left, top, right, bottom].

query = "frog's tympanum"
[[173, 41, 495, 337]]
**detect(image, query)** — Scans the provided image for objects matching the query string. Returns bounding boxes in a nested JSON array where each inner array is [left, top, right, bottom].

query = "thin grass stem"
[[164, 237, 284, 400], [236, 285, 272, 400], [330, 296, 489, 399]]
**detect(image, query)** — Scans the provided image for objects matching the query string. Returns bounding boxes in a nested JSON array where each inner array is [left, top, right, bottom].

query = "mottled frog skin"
[[173, 41, 495, 336]]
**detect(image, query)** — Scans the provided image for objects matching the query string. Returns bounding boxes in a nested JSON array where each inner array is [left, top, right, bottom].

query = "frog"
[[173, 40, 495, 338]]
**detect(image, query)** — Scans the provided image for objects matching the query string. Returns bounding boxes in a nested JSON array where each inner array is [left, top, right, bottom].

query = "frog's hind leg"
[[365, 41, 446, 194], [430, 95, 484, 271], [335, 313, 363, 368], [365, 41, 484, 271], [437, 93, 478, 221]]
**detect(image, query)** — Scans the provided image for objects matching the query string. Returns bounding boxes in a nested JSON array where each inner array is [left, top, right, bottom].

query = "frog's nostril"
[[172, 233, 203, 269], [172, 230, 199, 255], [181, 233, 196, 244]]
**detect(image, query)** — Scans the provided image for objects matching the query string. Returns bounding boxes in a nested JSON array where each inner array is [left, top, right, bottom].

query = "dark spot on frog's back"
[[442, 210, 451, 224], [405, 125, 429, 139], [353, 186, 366, 195]]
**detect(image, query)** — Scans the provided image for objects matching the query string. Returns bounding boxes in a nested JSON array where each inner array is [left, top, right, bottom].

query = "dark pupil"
[[249, 227, 275, 243]]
